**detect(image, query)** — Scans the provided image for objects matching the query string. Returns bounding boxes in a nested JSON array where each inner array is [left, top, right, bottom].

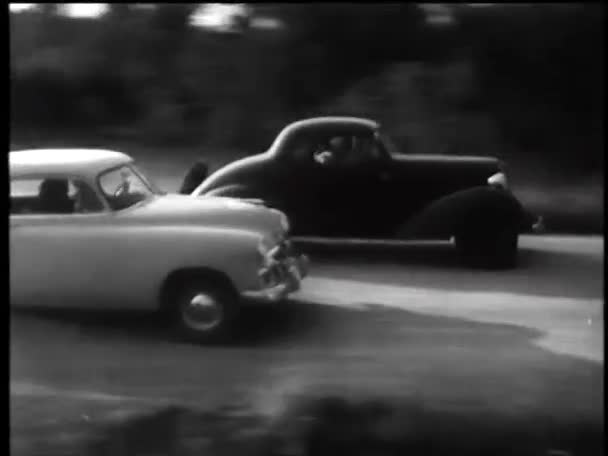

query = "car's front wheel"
[[168, 277, 239, 344], [455, 225, 519, 269]]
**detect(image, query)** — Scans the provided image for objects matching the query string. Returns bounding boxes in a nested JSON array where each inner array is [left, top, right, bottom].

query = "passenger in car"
[[38, 178, 73, 214]]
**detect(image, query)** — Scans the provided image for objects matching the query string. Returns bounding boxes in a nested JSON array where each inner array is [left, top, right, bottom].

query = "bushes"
[[9, 4, 604, 177], [323, 61, 503, 158], [11, 68, 77, 127]]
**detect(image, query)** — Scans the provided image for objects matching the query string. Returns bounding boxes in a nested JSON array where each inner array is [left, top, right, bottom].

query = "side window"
[[286, 131, 386, 167], [312, 133, 381, 168], [313, 135, 350, 167], [354, 135, 384, 161], [291, 142, 315, 164], [10, 177, 104, 215], [377, 131, 400, 156], [10, 178, 42, 215]]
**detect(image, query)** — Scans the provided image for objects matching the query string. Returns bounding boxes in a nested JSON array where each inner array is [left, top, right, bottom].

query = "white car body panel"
[[9, 149, 306, 311]]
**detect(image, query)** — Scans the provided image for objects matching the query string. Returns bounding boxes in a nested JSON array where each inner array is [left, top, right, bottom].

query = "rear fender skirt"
[[395, 186, 524, 239]]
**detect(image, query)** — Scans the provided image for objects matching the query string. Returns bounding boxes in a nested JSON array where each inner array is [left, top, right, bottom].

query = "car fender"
[[396, 186, 525, 239], [86, 225, 264, 309]]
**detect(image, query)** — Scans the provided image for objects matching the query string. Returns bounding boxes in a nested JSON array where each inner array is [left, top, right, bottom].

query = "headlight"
[[488, 172, 508, 190], [279, 212, 290, 233]]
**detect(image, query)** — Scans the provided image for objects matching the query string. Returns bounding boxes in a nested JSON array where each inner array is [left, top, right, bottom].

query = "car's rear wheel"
[[167, 277, 239, 344], [455, 225, 519, 269]]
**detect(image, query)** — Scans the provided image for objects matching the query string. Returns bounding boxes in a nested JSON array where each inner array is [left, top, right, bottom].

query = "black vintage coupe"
[[185, 117, 543, 268]]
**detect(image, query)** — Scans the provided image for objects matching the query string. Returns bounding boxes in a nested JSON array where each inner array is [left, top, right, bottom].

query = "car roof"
[[285, 116, 379, 131], [9, 148, 133, 179], [268, 116, 380, 154]]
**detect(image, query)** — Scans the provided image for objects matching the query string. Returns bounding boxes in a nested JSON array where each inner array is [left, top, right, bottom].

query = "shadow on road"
[[11, 298, 542, 350], [11, 307, 172, 342], [227, 300, 546, 349]]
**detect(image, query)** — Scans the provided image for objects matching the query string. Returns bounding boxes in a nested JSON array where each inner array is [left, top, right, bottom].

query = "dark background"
[[9, 3, 605, 231]]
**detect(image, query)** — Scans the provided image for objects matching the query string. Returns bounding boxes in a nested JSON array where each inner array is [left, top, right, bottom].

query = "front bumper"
[[242, 243, 309, 302], [521, 210, 545, 234], [532, 215, 545, 233]]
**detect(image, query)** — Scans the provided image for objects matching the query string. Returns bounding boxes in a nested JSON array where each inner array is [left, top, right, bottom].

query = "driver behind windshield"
[[115, 169, 131, 197], [99, 166, 150, 211]]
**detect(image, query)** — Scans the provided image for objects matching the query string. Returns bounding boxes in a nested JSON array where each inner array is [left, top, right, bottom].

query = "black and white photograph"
[[9, 3, 604, 455]]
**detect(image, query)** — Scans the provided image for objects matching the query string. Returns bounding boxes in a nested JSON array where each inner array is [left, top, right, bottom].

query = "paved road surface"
[[10, 235, 603, 454]]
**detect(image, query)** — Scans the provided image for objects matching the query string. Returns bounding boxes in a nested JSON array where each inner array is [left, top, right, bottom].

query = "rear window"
[[10, 177, 104, 215]]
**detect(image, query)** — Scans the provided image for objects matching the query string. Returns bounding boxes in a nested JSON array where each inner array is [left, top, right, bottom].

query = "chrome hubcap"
[[182, 292, 223, 332]]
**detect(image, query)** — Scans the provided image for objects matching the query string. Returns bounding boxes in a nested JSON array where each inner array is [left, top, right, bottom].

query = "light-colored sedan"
[[9, 148, 308, 343]]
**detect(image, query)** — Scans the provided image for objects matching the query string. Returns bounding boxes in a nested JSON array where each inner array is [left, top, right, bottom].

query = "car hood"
[[124, 194, 284, 236]]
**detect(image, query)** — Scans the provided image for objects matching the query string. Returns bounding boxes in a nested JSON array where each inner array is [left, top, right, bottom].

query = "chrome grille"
[[268, 239, 289, 261], [259, 237, 298, 289]]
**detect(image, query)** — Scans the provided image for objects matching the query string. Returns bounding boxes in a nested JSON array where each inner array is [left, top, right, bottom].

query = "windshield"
[[98, 164, 157, 210], [377, 131, 401, 157]]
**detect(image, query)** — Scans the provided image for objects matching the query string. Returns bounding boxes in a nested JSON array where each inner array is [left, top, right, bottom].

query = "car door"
[[9, 176, 115, 308], [310, 132, 394, 238]]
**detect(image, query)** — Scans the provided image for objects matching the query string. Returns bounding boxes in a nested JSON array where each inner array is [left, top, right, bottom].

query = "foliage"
[[9, 4, 604, 176]]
